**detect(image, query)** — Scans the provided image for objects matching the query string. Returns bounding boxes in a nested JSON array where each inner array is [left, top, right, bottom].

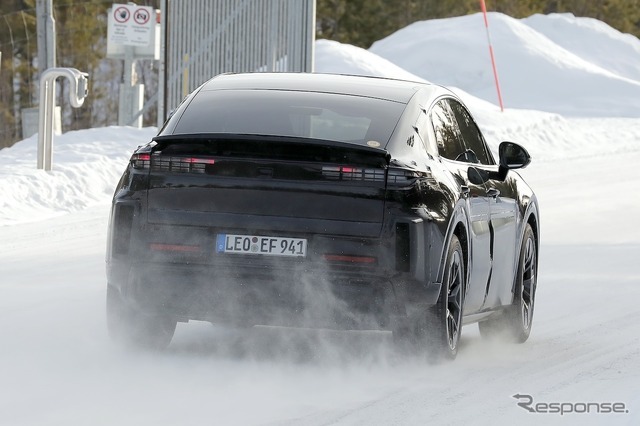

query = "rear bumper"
[[108, 258, 441, 330], [107, 199, 446, 330]]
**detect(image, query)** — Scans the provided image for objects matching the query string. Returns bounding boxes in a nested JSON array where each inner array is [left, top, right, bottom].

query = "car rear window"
[[172, 89, 406, 146]]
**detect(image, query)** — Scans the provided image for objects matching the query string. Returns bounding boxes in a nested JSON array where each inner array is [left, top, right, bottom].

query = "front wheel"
[[106, 285, 177, 350], [479, 223, 537, 342]]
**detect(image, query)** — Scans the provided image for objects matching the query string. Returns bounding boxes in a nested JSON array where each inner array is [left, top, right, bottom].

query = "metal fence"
[[160, 0, 315, 124]]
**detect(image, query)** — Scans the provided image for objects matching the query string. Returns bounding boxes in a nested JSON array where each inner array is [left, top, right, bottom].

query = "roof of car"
[[200, 72, 431, 104]]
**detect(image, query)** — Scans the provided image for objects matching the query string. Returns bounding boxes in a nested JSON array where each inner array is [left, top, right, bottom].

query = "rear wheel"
[[106, 285, 177, 350], [479, 223, 537, 342], [394, 235, 465, 361], [426, 235, 465, 360]]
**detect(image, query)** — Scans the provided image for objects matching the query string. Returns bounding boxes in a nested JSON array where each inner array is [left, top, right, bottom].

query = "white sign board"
[[108, 3, 154, 47]]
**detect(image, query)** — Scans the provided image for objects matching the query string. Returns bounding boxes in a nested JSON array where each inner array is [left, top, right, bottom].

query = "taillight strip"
[[387, 167, 435, 185], [322, 166, 385, 182], [151, 155, 215, 173], [131, 153, 151, 169], [149, 243, 202, 253], [323, 254, 377, 264]]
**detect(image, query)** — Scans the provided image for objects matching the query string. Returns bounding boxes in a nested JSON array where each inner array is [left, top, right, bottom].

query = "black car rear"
[[106, 74, 441, 346], [106, 72, 539, 359]]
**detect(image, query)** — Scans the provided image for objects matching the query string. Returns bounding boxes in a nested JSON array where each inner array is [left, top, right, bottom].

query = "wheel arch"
[[509, 196, 540, 299], [523, 195, 541, 259], [436, 203, 471, 286], [454, 221, 469, 281], [525, 206, 541, 283], [527, 212, 539, 255]]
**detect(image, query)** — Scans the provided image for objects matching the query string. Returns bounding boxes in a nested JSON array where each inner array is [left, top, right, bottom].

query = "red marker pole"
[[480, 0, 504, 112]]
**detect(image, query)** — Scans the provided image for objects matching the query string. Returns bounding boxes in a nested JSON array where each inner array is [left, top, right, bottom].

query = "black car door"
[[430, 99, 492, 314], [484, 174, 519, 308], [447, 99, 518, 310]]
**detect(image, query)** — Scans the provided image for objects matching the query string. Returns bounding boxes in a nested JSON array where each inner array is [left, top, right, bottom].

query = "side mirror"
[[499, 141, 531, 170]]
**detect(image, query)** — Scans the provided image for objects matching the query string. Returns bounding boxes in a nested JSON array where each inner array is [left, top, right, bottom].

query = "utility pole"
[[29, 0, 62, 141], [36, 0, 56, 70]]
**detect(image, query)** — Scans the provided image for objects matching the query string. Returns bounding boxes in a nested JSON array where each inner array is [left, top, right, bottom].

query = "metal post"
[[37, 68, 89, 171], [118, 46, 134, 126], [118, 46, 144, 127], [42, 80, 56, 170], [306, 0, 316, 72], [37, 78, 51, 170], [36, 0, 56, 70], [45, 1, 56, 69], [35, 0, 57, 151], [157, 0, 167, 127]]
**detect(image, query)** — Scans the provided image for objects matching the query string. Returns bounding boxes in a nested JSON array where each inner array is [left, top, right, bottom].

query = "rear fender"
[[508, 196, 540, 299], [435, 201, 470, 287]]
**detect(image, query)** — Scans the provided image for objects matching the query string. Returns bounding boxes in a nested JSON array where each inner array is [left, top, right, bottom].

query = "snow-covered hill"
[[522, 13, 640, 82], [1, 11, 639, 426], [368, 12, 640, 117]]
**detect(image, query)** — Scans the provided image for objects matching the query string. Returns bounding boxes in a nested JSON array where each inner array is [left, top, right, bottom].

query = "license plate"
[[216, 234, 307, 257]]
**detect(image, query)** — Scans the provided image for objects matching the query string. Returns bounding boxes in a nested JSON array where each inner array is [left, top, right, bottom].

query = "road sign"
[[133, 8, 150, 25], [108, 3, 154, 47]]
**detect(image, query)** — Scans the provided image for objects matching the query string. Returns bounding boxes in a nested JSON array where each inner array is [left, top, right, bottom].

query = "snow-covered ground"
[[1, 12, 639, 426]]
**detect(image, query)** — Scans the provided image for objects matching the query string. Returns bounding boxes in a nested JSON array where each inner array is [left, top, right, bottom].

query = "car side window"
[[430, 100, 465, 161], [447, 99, 493, 165]]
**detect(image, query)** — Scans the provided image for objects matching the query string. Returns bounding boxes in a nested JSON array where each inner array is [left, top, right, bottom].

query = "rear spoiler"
[[150, 133, 391, 167]]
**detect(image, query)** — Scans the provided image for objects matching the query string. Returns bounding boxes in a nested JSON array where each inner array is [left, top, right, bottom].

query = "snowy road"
[[1, 150, 638, 426]]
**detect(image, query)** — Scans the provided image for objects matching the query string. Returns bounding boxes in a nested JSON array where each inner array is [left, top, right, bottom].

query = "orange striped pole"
[[480, 0, 504, 111]]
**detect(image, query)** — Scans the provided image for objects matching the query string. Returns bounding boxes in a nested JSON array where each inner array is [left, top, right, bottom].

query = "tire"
[[394, 235, 465, 361], [425, 235, 465, 360], [106, 284, 177, 350], [478, 223, 537, 343]]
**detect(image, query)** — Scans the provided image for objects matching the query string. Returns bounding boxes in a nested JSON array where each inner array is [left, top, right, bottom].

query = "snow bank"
[[369, 12, 640, 117], [522, 13, 640, 82], [0, 127, 155, 226], [314, 39, 426, 82]]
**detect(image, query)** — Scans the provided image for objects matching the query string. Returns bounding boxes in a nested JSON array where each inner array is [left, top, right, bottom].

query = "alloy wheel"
[[520, 237, 536, 331], [446, 250, 464, 350]]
